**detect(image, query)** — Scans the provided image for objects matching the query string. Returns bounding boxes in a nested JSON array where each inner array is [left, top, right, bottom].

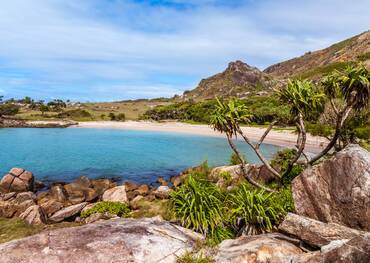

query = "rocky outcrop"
[[0, 168, 34, 193], [279, 213, 366, 248], [214, 233, 303, 263], [0, 191, 36, 218], [0, 217, 204, 263], [153, 185, 171, 199], [292, 144, 370, 231]]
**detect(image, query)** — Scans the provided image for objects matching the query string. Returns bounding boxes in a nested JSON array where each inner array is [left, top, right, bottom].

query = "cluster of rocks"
[[0, 168, 172, 225], [0, 144, 369, 263], [0, 117, 76, 128]]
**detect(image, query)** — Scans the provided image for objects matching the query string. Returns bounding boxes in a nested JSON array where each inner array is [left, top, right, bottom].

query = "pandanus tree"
[[309, 65, 370, 164], [211, 65, 369, 191]]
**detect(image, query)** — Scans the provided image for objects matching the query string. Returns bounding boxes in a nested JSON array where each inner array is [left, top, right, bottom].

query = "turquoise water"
[[0, 128, 281, 184]]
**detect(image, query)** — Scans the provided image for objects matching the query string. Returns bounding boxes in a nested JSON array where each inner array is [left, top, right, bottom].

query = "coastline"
[[73, 121, 328, 154]]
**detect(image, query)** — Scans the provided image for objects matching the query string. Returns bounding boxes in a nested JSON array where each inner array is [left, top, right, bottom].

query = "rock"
[[84, 188, 98, 202], [124, 181, 139, 191], [279, 213, 366, 248], [91, 179, 116, 195], [0, 217, 204, 263], [126, 190, 139, 201], [292, 144, 370, 231], [295, 233, 370, 263], [157, 176, 168, 186], [135, 184, 149, 195], [214, 233, 303, 263], [102, 185, 128, 203], [170, 174, 183, 187], [48, 202, 88, 223], [0, 192, 16, 201], [34, 180, 46, 191], [74, 176, 92, 188], [19, 205, 46, 225], [84, 212, 115, 224], [210, 164, 244, 187], [0, 191, 36, 218], [49, 185, 68, 203], [81, 203, 97, 214], [40, 199, 63, 217], [130, 195, 144, 210], [153, 185, 171, 199], [0, 168, 34, 193]]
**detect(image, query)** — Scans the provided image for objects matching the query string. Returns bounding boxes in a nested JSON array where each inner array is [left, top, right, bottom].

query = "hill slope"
[[264, 30, 370, 79], [180, 60, 278, 101]]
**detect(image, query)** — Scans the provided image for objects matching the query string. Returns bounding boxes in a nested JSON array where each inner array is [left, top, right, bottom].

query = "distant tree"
[[100, 114, 106, 120], [116, 113, 126, 121], [108, 112, 116, 121], [39, 104, 50, 116], [47, 99, 66, 112], [0, 104, 20, 117], [23, 96, 33, 104]]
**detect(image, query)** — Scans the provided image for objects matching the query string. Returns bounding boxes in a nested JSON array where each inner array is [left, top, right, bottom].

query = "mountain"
[[180, 60, 278, 101], [179, 30, 369, 101], [264, 30, 370, 79]]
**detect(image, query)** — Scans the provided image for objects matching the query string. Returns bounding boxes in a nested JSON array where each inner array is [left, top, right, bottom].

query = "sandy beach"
[[73, 121, 328, 153]]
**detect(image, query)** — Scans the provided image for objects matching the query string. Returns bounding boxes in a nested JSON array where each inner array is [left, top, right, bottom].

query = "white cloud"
[[0, 0, 368, 100]]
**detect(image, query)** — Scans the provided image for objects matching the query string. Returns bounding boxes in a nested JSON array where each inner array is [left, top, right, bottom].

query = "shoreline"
[[73, 121, 328, 154]]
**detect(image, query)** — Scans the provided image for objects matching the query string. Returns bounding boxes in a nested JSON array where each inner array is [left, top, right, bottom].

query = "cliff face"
[[181, 60, 278, 101]]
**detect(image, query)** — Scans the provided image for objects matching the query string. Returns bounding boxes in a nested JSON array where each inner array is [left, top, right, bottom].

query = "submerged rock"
[[214, 233, 303, 263], [292, 144, 370, 231], [0, 217, 203, 263]]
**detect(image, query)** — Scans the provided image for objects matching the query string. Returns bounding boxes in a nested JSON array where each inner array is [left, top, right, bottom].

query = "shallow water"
[[0, 128, 281, 184]]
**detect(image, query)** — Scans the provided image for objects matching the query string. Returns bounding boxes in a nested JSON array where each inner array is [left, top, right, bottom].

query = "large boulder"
[[295, 233, 370, 263], [0, 191, 36, 218], [19, 205, 47, 225], [48, 202, 88, 223], [0, 217, 203, 263], [0, 168, 34, 193], [292, 144, 370, 231], [279, 213, 366, 248], [214, 233, 303, 263], [102, 185, 128, 203]]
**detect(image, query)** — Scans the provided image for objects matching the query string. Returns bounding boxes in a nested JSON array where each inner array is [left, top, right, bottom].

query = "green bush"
[[80, 201, 131, 218], [0, 103, 19, 116], [229, 152, 248, 165], [177, 252, 213, 263], [354, 127, 370, 140], [228, 184, 284, 233], [57, 109, 92, 119], [116, 113, 126, 121], [270, 149, 303, 185], [170, 175, 225, 236], [306, 123, 333, 138]]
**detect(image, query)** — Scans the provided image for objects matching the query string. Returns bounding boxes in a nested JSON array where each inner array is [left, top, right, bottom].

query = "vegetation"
[[57, 109, 93, 120], [177, 252, 213, 263], [80, 201, 131, 218]]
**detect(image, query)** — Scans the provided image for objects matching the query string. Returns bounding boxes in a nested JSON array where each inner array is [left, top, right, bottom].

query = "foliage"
[[206, 226, 235, 246], [322, 65, 369, 111], [0, 103, 20, 116], [108, 112, 116, 120], [230, 152, 248, 165], [57, 109, 92, 120], [278, 79, 324, 118], [177, 252, 213, 263], [270, 149, 304, 185], [170, 175, 225, 236], [354, 126, 370, 140], [210, 98, 251, 136], [80, 201, 131, 218], [306, 123, 333, 138], [228, 184, 285, 233], [116, 113, 126, 121]]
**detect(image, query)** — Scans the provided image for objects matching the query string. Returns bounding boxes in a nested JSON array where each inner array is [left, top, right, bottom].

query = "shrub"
[[354, 127, 370, 140], [270, 149, 303, 185], [80, 201, 130, 218], [116, 113, 126, 121], [228, 184, 285, 234], [108, 112, 116, 120], [0, 103, 20, 116], [57, 109, 92, 119], [170, 175, 225, 236], [229, 152, 248, 165], [177, 252, 212, 263]]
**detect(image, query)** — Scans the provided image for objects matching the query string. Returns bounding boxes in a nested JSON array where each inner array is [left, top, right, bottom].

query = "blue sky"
[[0, 0, 369, 101]]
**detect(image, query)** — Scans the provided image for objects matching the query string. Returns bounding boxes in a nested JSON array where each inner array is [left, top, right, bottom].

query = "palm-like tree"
[[310, 65, 370, 164]]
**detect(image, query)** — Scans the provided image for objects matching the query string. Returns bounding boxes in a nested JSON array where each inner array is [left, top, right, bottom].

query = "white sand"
[[73, 121, 328, 153]]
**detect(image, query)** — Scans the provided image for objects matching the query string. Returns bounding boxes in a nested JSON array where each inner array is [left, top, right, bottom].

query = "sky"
[[0, 0, 369, 102]]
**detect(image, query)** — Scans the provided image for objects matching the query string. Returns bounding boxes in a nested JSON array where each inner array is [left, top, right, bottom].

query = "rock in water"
[[214, 233, 303, 263], [0, 168, 34, 193], [292, 144, 370, 231], [102, 185, 128, 203], [0, 217, 203, 263]]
